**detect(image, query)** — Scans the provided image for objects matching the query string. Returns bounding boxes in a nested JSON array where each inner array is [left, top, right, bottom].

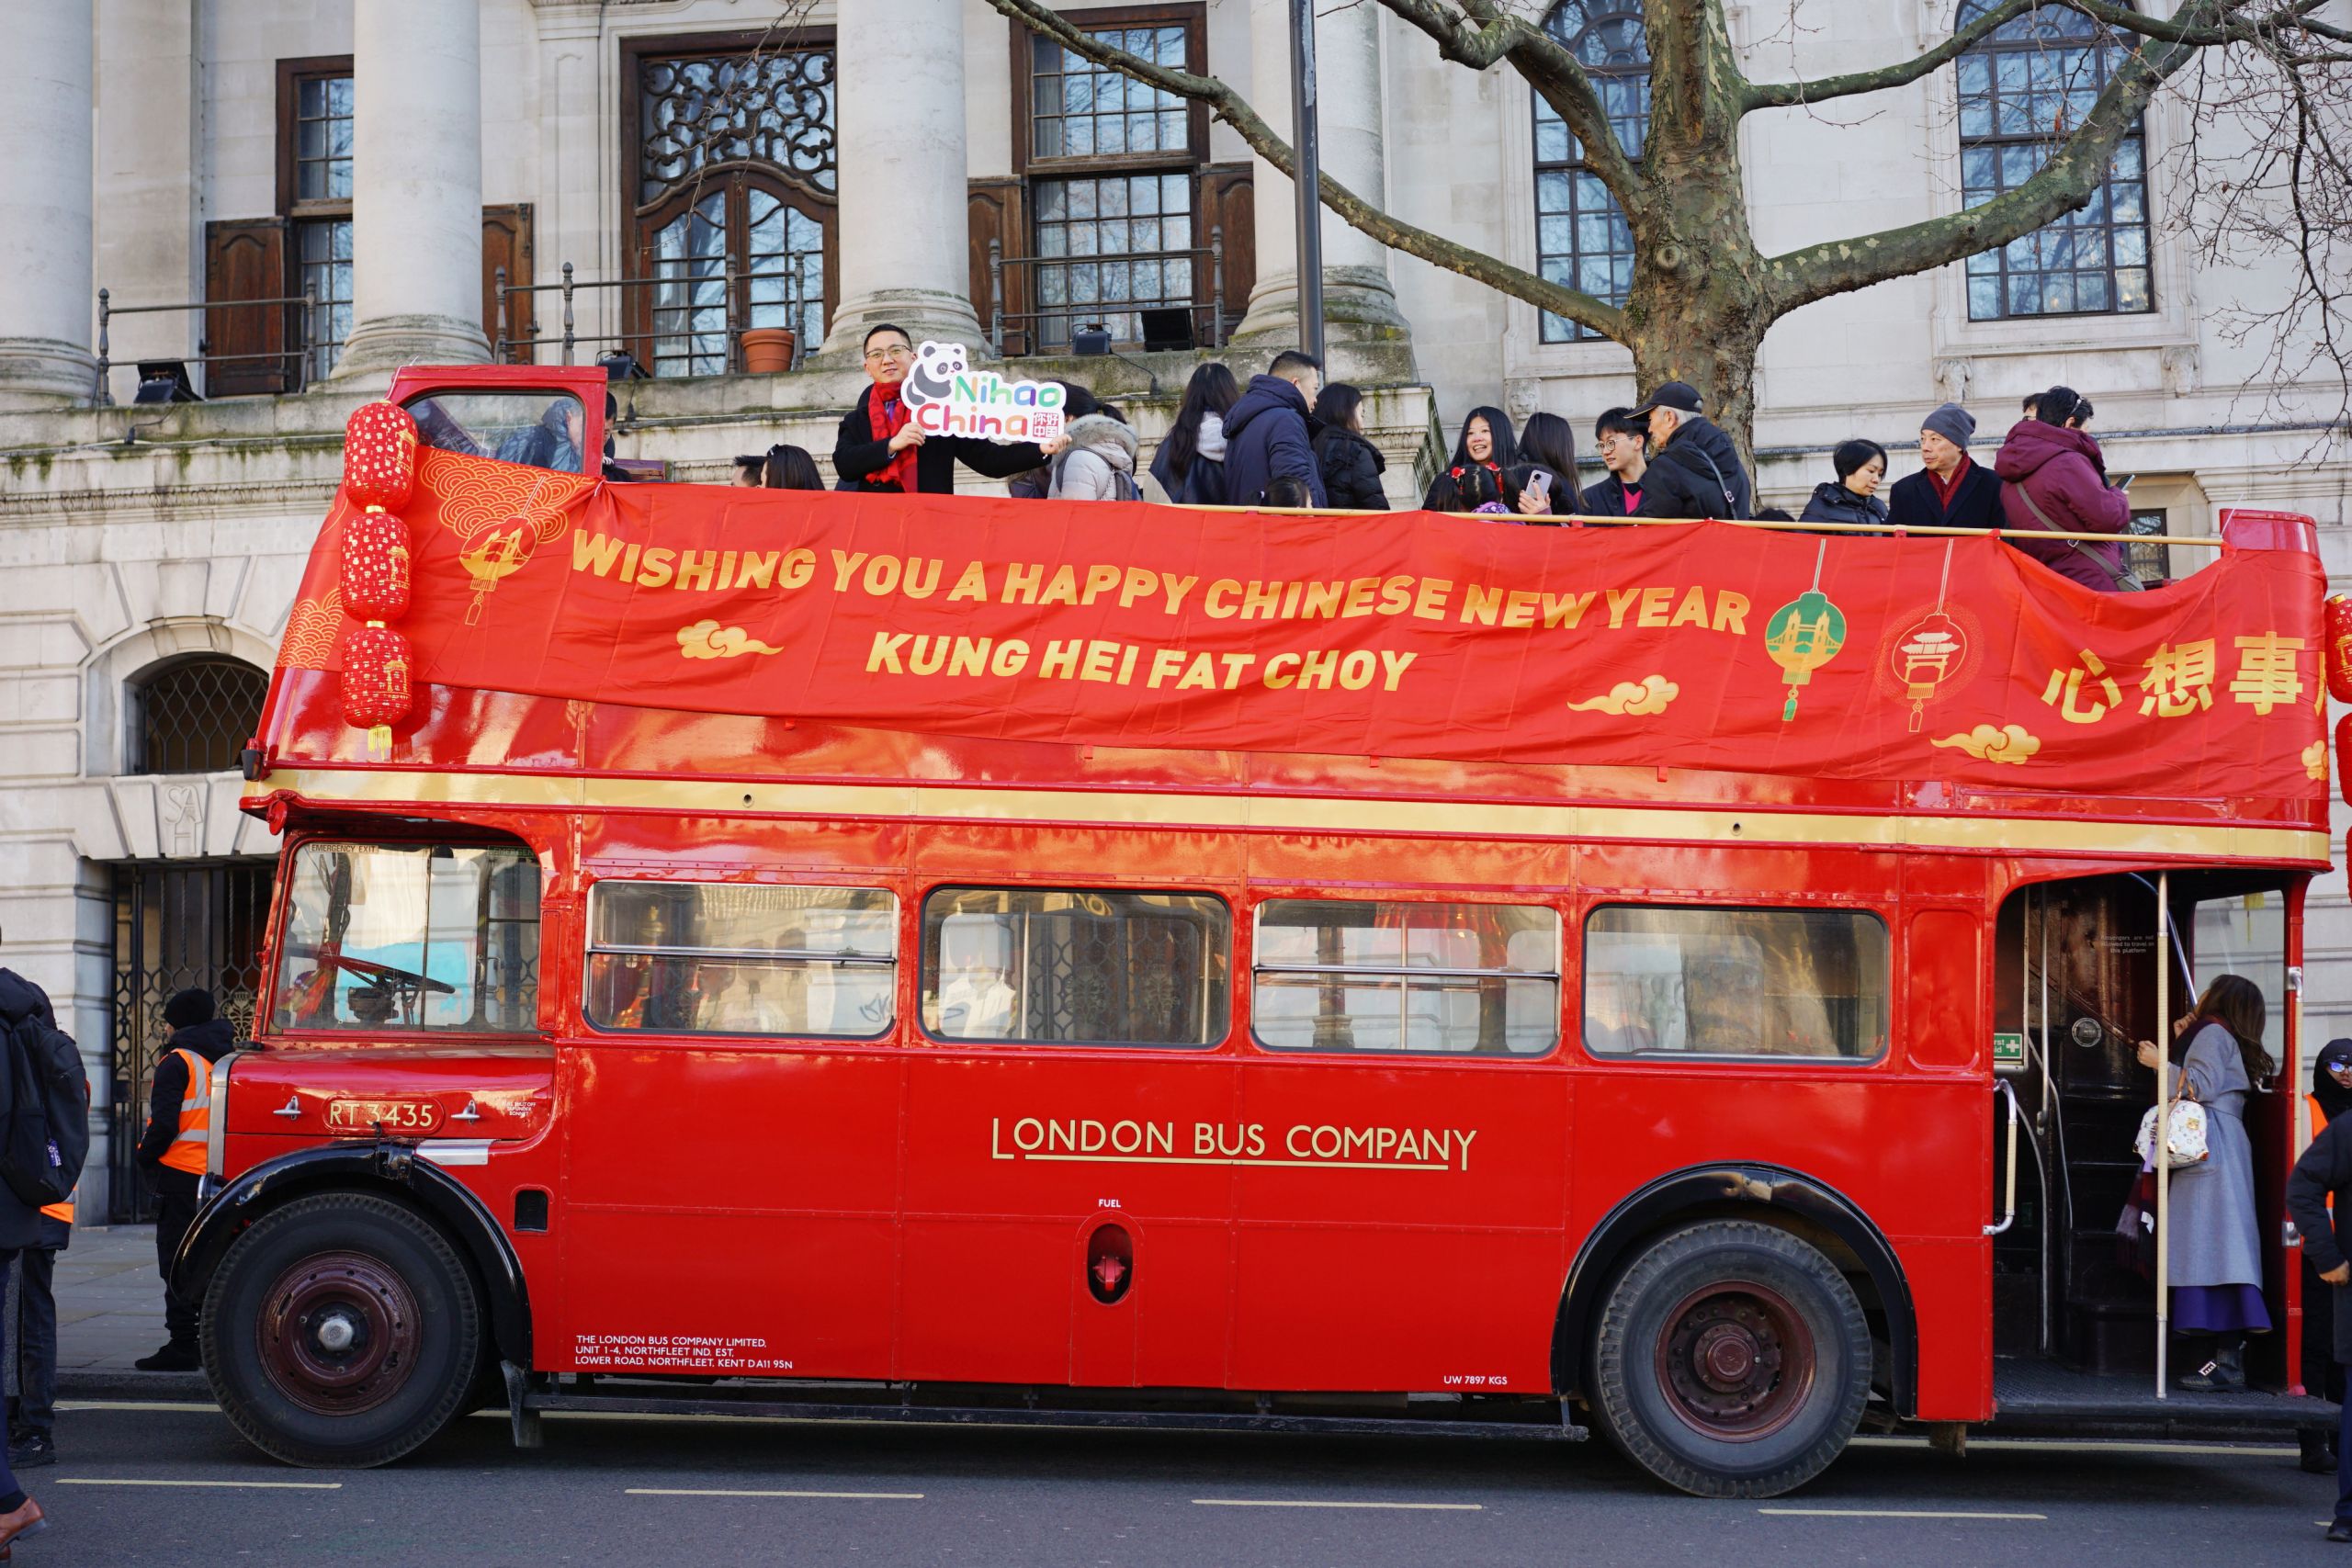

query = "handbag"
[[2134, 1096, 2209, 1169], [2013, 484, 2145, 591]]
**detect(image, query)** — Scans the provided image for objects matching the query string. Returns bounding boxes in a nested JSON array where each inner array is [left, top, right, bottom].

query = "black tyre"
[[199, 1191, 483, 1468], [1590, 1219, 1871, 1498]]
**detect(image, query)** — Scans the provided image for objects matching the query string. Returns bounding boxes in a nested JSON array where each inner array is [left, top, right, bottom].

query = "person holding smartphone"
[[1510, 412, 1579, 520]]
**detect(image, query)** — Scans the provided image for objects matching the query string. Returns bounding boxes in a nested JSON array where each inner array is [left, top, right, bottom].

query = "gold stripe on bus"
[[248, 767, 2329, 863]]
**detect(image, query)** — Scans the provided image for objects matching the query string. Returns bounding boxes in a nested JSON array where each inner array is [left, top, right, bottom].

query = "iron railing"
[[493, 262, 815, 375], [92, 287, 315, 406], [987, 227, 1226, 357]]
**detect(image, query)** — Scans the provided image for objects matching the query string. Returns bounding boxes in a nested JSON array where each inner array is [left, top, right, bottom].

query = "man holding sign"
[[833, 325, 1064, 495]]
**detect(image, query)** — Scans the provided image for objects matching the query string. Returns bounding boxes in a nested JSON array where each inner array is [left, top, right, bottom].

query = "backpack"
[[1047, 448, 1142, 502], [0, 1006, 88, 1210]]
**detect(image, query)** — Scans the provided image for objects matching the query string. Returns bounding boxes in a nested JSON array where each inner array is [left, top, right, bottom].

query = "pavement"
[[53, 1224, 209, 1402]]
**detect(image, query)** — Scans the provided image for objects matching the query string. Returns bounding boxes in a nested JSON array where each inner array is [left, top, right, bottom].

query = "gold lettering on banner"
[[989, 1116, 1478, 1173]]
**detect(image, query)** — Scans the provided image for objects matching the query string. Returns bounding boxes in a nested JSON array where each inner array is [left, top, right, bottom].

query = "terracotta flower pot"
[[740, 328, 797, 374]]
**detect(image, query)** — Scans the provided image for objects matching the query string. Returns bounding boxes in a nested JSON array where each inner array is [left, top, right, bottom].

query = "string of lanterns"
[[338, 401, 420, 761]]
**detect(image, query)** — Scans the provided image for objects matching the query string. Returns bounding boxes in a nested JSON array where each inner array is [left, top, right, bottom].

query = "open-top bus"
[[179, 363, 2337, 1496]]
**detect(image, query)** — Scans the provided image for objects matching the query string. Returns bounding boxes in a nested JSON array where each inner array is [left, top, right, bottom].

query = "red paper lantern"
[[2325, 595, 2352, 705], [341, 624, 413, 761], [2336, 711, 2352, 807], [340, 509, 412, 622], [343, 400, 419, 511]]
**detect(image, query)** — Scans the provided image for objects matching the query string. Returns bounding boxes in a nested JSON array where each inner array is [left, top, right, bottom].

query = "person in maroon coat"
[[1992, 385, 2133, 589]]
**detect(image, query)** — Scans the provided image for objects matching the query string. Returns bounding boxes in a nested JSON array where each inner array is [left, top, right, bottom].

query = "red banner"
[[276, 449, 2327, 803]]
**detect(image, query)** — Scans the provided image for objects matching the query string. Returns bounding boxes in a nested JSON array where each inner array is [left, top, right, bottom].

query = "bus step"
[[520, 1384, 1591, 1443]]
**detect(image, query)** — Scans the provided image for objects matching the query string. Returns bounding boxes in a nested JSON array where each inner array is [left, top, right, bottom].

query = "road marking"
[[59, 1401, 219, 1414], [56, 1478, 343, 1491], [1759, 1507, 2043, 1520], [627, 1487, 923, 1501], [1193, 1499, 1483, 1511]]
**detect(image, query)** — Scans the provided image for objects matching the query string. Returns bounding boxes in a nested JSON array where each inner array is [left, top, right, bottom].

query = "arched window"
[[126, 657, 268, 775], [625, 37, 838, 376], [1957, 0, 2153, 320], [1533, 3, 1648, 343]]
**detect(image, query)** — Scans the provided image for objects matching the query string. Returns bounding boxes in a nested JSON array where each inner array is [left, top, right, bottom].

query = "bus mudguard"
[[173, 1141, 532, 1366], [1552, 1162, 1917, 1416]]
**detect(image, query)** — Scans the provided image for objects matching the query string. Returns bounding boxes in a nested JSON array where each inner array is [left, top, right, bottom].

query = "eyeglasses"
[[863, 344, 914, 363]]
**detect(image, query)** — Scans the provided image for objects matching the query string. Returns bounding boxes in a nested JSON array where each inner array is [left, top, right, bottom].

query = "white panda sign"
[[898, 341, 1069, 446]]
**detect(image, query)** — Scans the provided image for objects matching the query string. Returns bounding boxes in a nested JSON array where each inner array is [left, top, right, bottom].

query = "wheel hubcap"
[[255, 1250, 421, 1416], [1655, 1280, 1816, 1441]]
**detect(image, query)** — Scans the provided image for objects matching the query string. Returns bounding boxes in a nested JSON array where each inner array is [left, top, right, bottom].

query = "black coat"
[[2289, 1116, 2352, 1363], [1579, 473, 1642, 517], [1313, 428, 1389, 511], [137, 1017, 236, 1173], [831, 387, 1045, 495], [1884, 461, 2003, 531], [1798, 481, 1889, 530], [0, 971, 89, 1251], [1223, 376, 1327, 507], [1633, 416, 1751, 520]]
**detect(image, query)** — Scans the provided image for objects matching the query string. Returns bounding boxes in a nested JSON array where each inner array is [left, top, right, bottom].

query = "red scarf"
[[867, 381, 920, 492], [1928, 453, 1971, 511]]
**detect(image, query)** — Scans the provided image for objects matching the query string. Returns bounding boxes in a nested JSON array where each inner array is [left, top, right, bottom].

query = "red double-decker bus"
[[180, 364, 2336, 1496]]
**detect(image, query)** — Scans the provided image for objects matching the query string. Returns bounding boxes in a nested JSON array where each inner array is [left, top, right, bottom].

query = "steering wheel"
[[287, 947, 457, 999]]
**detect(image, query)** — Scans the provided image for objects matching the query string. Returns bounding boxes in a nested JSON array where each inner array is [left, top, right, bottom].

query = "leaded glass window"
[[1534, 3, 1647, 343], [1957, 0, 2154, 320], [628, 38, 838, 372], [289, 69, 354, 378]]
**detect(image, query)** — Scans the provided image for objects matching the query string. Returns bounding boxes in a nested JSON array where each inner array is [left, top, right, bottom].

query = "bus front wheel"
[[1590, 1219, 1871, 1498], [200, 1191, 484, 1468]]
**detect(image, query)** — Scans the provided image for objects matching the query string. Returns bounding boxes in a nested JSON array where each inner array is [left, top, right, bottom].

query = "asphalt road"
[[35, 1399, 2346, 1566]]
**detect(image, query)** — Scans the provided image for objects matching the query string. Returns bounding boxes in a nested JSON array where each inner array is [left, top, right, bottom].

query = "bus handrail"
[[1187, 506, 2225, 547]]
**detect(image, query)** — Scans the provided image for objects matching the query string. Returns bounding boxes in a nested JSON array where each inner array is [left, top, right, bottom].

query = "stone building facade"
[[0, 0, 2345, 1219]]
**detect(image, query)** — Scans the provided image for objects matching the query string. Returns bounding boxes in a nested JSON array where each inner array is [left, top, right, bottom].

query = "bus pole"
[[2154, 870, 2170, 1399], [1288, 0, 1326, 365]]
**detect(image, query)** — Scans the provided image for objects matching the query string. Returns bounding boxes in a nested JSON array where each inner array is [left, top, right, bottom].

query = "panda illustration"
[[902, 340, 966, 406]]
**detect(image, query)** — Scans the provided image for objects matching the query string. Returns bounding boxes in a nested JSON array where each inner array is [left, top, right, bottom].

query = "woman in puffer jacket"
[[1048, 410, 1142, 501], [1798, 439, 1890, 531], [1310, 383, 1389, 510], [1148, 363, 1238, 505], [1994, 385, 2133, 589]]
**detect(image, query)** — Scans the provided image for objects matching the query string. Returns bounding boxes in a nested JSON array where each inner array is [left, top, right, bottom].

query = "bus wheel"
[[200, 1192, 483, 1468], [1591, 1219, 1871, 1498]]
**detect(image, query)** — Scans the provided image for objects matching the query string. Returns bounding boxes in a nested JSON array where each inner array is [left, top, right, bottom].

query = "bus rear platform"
[[1988, 1356, 2335, 1438]]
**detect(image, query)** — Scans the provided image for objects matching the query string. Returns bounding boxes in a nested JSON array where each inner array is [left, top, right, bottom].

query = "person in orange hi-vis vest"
[[6, 1077, 80, 1472], [2303, 1038, 2352, 1475], [132, 990, 234, 1374]]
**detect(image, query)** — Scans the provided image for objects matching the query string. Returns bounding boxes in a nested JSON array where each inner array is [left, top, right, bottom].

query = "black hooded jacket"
[[1633, 414, 1751, 521], [136, 1017, 237, 1175], [0, 970, 91, 1249]]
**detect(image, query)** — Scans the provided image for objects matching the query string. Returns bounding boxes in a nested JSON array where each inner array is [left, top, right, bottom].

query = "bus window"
[[583, 883, 896, 1039], [918, 888, 1229, 1047], [274, 841, 540, 1032], [1250, 899, 1560, 1056], [1583, 906, 1889, 1060], [405, 391, 586, 474]]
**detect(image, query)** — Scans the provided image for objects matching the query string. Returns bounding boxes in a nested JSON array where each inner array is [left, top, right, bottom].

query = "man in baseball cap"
[[1628, 379, 1751, 520]]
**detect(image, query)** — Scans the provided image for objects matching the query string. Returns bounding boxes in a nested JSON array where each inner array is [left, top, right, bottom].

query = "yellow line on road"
[[1193, 1499, 1482, 1511], [57, 1478, 342, 1490], [627, 1487, 923, 1500], [1759, 1507, 2043, 1520]]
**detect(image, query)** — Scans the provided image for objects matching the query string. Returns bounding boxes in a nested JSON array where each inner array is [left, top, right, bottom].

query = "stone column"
[[0, 0, 96, 407], [336, 0, 490, 374], [819, 0, 986, 359], [95, 0, 202, 403], [1233, 0, 1408, 356]]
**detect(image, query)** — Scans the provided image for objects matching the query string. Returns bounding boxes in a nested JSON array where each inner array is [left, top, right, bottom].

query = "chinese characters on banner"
[[272, 448, 2327, 807]]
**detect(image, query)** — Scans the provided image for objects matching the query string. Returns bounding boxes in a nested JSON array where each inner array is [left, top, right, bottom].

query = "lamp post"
[[1288, 0, 1325, 364]]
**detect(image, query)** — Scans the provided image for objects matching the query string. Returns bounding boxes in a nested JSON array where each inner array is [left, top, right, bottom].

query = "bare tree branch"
[[977, 0, 1629, 340], [1742, 0, 2041, 109]]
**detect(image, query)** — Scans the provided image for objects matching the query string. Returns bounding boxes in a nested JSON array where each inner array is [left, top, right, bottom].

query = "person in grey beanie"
[[1886, 401, 2004, 531]]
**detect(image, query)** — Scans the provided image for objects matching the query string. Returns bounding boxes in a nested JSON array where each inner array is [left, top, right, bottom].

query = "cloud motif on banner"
[[678, 619, 785, 660], [1929, 723, 2041, 764], [1567, 674, 1679, 716]]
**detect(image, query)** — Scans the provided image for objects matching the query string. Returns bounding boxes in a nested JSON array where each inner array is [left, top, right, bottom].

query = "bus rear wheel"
[[200, 1191, 483, 1468], [1590, 1219, 1871, 1498]]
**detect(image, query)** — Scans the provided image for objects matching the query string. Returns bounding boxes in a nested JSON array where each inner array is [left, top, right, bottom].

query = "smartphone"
[[2111, 472, 2135, 490], [1529, 468, 1555, 502]]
